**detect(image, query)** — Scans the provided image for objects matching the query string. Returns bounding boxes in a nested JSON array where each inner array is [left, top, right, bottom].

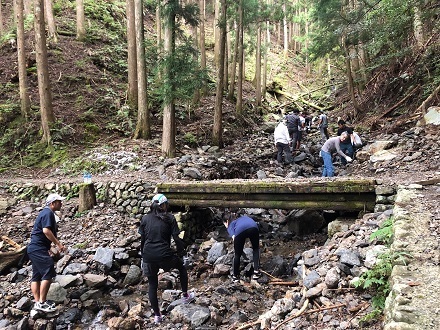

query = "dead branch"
[[416, 83, 440, 115], [379, 85, 420, 119], [261, 270, 282, 281], [269, 281, 299, 286], [273, 298, 310, 330], [1, 236, 22, 249]]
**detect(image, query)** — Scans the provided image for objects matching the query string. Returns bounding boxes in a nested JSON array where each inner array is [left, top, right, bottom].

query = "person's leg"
[[276, 143, 283, 163], [296, 131, 302, 150], [291, 132, 298, 152], [247, 228, 260, 272], [321, 151, 334, 177], [147, 275, 160, 315], [340, 144, 348, 165], [233, 232, 247, 277], [39, 280, 52, 302], [283, 144, 293, 163], [31, 281, 41, 302], [324, 127, 329, 140]]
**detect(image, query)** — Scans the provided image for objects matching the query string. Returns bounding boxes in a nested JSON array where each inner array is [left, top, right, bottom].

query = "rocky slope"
[[0, 107, 439, 330]]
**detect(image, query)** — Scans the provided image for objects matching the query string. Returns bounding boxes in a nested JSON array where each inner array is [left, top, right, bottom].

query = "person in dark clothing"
[[285, 108, 300, 150], [138, 194, 194, 324], [27, 193, 67, 313], [337, 119, 354, 165], [223, 209, 261, 282]]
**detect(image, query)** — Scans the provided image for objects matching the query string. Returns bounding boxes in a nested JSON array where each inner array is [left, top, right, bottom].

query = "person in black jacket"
[[138, 194, 194, 324]]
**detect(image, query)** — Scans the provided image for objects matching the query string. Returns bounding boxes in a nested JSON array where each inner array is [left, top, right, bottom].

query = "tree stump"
[[78, 184, 97, 212]]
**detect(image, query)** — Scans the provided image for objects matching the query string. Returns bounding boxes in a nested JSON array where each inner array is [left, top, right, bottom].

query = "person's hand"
[[56, 242, 66, 253], [345, 156, 353, 163]]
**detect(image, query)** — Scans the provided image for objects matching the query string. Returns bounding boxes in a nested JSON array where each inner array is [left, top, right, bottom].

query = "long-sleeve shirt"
[[274, 122, 291, 145], [321, 136, 348, 159], [227, 215, 258, 237]]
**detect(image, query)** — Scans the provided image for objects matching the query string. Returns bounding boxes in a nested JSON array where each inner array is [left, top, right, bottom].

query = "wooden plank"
[[168, 198, 375, 211], [157, 179, 376, 194], [163, 192, 376, 203]]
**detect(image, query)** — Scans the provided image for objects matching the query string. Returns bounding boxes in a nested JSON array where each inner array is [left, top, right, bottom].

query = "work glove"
[[345, 156, 353, 163]]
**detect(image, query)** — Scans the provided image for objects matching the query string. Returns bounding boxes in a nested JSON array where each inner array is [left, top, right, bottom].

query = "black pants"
[[276, 142, 293, 164], [144, 255, 188, 315], [233, 227, 260, 277]]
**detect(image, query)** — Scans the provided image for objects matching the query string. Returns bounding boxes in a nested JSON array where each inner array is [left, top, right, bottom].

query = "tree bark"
[[126, 0, 138, 108], [76, 0, 86, 41], [212, 0, 226, 147], [34, 0, 54, 144], [0, 0, 3, 35], [235, 0, 243, 113], [283, 1, 288, 58], [133, 0, 150, 139], [16, 0, 31, 120], [213, 0, 220, 68], [44, 0, 57, 43], [227, 19, 238, 101], [255, 19, 262, 107], [161, 1, 176, 157], [199, 0, 207, 95], [78, 184, 97, 212]]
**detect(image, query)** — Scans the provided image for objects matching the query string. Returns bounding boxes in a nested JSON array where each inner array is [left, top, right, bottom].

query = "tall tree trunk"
[[255, 19, 261, 107], [162, 1, 176, 157], [413, 4, 424, 49], [76, 0, 86, 41], [35, 0, 54, 143], [199, 0, 207, 95], [133, 0, 150, 139], [213, 0, 226, 147], [227, 19, 238, 100], [343, 38, 360, 118], [235, 0, 243, 113], [16, 0, 31, 120], [262, 19, 269, 98], [213, 0, 220, 68], [44, 0, 57, 43], [283, 1, 288, 58], [126, 0, 138, 108], [0, 0, 3, 35]]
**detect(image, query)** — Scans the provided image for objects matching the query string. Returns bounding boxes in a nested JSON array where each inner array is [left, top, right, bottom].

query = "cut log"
[[78, 183, 97, 212], [0, 246, 26, 273]]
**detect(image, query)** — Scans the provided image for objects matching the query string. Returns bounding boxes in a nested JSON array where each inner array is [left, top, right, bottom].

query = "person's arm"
[[42, 227, 66, 252], [170, 215, 186, 256], [335, 139, 351, 161]]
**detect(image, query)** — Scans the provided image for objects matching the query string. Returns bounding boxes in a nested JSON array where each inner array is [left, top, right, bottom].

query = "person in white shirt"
[[274, 120, 293, 164]]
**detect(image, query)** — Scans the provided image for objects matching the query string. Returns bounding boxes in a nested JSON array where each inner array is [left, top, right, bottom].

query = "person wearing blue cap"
[[27, 193, 67, 313], [138, 194, 195, 324]]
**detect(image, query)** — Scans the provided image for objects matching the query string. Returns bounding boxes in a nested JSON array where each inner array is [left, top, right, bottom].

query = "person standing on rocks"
[[138, 194, 194, 324], [317, 110, 329, 142], [274, 119, 293, 165], [223, 209, 261, 283], [320, 132, 352, 177], [27, 193, 67, 313]]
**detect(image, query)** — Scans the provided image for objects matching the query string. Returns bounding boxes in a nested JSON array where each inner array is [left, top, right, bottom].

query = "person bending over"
[[223, 209, 261, 282], [320, 132, 352, 177]]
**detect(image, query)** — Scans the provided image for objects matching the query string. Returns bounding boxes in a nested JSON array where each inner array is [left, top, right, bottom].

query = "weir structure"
[[156, 178, 377, 211]]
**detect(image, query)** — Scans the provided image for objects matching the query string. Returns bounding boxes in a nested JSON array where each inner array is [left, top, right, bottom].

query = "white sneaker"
[[34, 301, 56, 313], [182, 292, 195, 304], [154, 315, 163, 324]]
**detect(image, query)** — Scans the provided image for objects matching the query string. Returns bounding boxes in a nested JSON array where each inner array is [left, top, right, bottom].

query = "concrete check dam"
[[156, 178, 377, 211]]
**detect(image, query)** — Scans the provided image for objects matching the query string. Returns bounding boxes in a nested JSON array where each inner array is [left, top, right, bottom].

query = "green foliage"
[[59, 157, 109, 176], [73, 241, 89, 249], [183, 133, 198, 147], [154, 41, 207, 105], [370, 216, 393, 245], [105, 105, 134, 136]]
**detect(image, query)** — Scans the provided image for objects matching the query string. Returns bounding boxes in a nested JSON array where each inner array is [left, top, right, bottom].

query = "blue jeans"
[[340, 143, 354, 165], [321, 150, 334, 177]]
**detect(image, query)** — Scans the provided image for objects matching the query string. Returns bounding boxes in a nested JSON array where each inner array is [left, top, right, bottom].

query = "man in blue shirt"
[[27, 193, 66, 313], [223, 209, 261, 282]]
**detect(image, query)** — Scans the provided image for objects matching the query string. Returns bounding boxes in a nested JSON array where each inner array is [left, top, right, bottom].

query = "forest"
[[0, 0, 439, 173]]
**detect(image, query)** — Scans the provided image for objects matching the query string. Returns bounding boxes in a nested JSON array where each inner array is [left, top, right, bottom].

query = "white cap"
[[152, 193, 168, 205], [46, 193, 66, 205]]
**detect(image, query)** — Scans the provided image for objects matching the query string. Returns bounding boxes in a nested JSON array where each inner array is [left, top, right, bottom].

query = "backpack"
[[351, 132, 362, 147]]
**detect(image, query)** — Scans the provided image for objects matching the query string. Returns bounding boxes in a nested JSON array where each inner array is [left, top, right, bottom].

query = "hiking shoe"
[[182, 292, 195, 304], [232, 275, 240, 283], [154, 315, 163, 324], [252, 271, 261, 280], [34, 301, 56, 313], [46, 300, 56, 308]]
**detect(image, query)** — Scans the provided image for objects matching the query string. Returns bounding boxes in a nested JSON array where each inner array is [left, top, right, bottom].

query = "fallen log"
[[0, 246, 26, 274]]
